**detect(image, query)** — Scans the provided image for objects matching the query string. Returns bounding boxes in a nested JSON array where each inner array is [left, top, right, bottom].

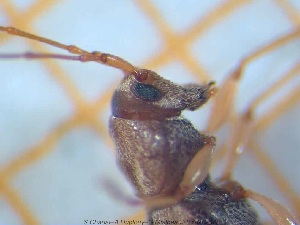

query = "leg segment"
[[206, 28, 300, 133], [143, 135, 215, 210], [205, 28, 300, 224], [245, 189, 300, 225], [218, 180, 300, 224]]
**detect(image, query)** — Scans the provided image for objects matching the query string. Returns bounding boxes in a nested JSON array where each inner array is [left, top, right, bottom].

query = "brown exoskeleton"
[[0, 26, 299, 224]]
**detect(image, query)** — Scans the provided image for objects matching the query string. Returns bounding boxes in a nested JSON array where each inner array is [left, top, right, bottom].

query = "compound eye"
[[132, 82, 162, 101]]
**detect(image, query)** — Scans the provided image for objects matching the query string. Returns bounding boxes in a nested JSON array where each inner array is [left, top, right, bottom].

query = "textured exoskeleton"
[[109, 69, 260, 224], [151, 178, 260, 224], [110, 70, 211, 196]]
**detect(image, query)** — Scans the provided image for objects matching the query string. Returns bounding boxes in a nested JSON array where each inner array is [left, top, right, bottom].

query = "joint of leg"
[[204, 135, 216, 146], [218, 180, 246, 200]]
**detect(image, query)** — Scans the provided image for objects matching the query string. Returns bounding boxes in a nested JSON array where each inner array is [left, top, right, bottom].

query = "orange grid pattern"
[[0, 0, 300, 224]]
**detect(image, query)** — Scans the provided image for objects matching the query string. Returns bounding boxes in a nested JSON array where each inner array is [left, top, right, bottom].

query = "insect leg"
[[205, 28, 300, 133], [220, 59, 300, 180], [206, 28, 300, 224], [217, 179, 300, 225], [143, 135, 215, 210], [219, 109, 253, 180], [177, 135, 216, 197], [244, 189, 300, 225], [206, 27, 300, 180]]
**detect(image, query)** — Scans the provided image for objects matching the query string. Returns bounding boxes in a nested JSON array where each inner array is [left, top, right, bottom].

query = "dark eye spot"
[[132, 82, 162, 101]]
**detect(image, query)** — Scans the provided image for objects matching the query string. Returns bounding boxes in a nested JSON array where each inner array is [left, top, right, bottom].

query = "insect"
[[0, 1, 298, 223], [0, 22, 299, 224]]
